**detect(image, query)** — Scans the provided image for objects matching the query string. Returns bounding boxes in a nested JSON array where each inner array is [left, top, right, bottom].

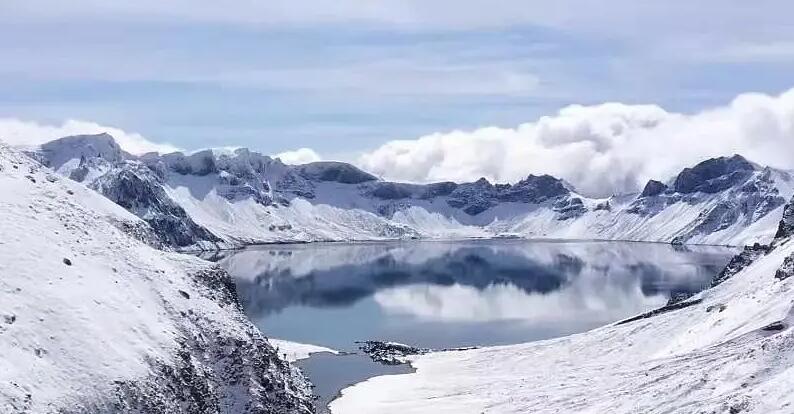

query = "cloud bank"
[[276, 148, 322, 165], [0, 118, 179, 155], [359, 88, 794, 197]]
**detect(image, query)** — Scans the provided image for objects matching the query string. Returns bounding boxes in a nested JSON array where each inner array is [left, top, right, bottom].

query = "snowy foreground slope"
[[331, 198, 794, 414], [30, 134, 793, 249], [0, 143, 312, 413]]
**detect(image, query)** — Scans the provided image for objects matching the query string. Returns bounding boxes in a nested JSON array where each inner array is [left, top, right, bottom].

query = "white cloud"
[[0, 118, 179, 155], [359, 88, 794, 197], [276, 147, 322, 165]]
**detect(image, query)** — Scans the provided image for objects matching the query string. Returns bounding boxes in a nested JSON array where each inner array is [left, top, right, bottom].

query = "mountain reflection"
[[210, 240, 733, 321]]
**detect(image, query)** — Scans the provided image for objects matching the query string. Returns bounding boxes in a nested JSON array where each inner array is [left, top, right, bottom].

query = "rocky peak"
[[297, 161, 377, 184], [38, 133, 125, 170], [640, 180, 668, 197], [473, 177, 492, 187], [673, 154, 757, 194], [160, 150, 218, 176], [498, 174, 570, 203]]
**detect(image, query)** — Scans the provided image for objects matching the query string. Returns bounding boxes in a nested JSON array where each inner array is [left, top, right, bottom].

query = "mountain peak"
[[297, 161, 377, 184], [38, 132, 125, 170], [672, 154, 757, 194], [640, 180, 668, 197]]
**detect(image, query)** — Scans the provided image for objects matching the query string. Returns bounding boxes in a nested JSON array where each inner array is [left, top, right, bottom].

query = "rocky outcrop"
[[91, 162, 222, 248], [297, 162, 377, 184], [775, 197, 794, 241], [711, 243, 771, 287], [443, 175, 572, 216], [776, 254, 794, 281], [673, 155, 756, 194], [640, 180, 668, 197], [110, 266, 313, 414]]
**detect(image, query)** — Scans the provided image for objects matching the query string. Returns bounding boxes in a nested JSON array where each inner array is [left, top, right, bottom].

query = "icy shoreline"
[[331, 224, 794, 413]]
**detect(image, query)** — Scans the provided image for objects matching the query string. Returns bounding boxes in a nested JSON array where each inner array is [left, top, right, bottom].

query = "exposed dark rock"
[[358, 341, 428, 365], [640, 180, 668, 197], [297, 162, 377, 184], [161, 150, 219, 176], [673, 155, 756, 194], [668, 167, 784, 243], [553, 197, 587, 220], [496, 174, 570, 203], [107, 267, 314, 414], [594, 201, 612, 212], [712, 243, 770, 287], [444, 174, 570, 216], [369, 182, 414, 200], [63, 258, 72, 266], [761, 321, 786, 332], [91, 163, 222, 248], [616, 299, 703, 325], [420, 182, 458, 199], [775, 197, 794, 241], [775, 254, 794, 281]]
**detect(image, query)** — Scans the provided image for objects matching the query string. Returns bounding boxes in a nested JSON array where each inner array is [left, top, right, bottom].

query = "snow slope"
[[0, 143, 312, 413], [331, 198, 794, 414], [29, 134, 794, 249]]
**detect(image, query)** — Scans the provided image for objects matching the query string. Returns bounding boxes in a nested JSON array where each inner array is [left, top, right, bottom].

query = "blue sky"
[[2, 1, 794, 160]]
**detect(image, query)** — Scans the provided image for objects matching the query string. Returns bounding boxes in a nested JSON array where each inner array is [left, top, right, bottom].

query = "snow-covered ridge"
[[0, 142, 312, 413], [330, 197, 794, 413], [28, 133, 794, 249]]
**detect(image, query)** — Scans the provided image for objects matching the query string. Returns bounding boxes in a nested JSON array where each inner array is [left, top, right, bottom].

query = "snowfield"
[[331, 214, 794, 413], [0, 143, 312, 413]]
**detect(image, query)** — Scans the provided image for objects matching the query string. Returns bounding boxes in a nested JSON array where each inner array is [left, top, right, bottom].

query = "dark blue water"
[[210, 239, 736, 412]]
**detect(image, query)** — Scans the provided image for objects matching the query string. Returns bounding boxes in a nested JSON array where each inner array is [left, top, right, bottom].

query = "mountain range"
[[27, 132, 794, 250]]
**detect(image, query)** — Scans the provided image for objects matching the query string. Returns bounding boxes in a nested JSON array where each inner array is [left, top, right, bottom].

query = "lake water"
[[207, 239, 736, 412]]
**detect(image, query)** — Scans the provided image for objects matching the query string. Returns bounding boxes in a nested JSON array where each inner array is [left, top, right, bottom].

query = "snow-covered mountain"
[[330, 196, 794, 414], [29, 133, 794, 249], [0, 142, 313, 413]]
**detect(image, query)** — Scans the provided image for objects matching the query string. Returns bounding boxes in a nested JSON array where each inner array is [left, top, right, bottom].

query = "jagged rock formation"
[[775, 196, 794, 241], [92, 162, 222, 248], [673, 154, 757, 194], [640, 180, 668, 197]]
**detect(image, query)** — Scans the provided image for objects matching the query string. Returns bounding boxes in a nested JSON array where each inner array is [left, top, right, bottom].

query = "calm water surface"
[[208, 240, 736, 412]]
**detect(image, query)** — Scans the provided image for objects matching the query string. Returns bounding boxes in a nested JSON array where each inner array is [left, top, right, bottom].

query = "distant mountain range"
[[27, 133, 794, 250]]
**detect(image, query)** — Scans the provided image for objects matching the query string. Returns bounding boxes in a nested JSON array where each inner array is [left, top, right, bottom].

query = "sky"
[[2, 1, 794, 196]]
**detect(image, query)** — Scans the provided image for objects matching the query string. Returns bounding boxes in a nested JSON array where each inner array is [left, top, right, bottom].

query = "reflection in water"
[[210, 240, 735, 350]]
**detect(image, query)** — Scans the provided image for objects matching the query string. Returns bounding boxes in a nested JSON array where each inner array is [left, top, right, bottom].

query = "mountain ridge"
[[26, 133, 794, 250]]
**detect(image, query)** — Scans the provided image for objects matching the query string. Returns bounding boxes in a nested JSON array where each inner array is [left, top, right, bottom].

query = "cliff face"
[[776, 196, 794, 241]]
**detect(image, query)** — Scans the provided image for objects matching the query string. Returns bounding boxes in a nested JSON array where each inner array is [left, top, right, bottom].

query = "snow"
[[269, 339, 338, 362], [29, 136, 794, 250], [331, 234, 794, 413], [158, 163, 794, 248], [0, 143, 308, 412]]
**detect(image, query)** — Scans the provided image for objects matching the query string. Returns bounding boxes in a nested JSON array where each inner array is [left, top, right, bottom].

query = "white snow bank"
[[269, 339, 338, 362], [332, 238, 794, 413]]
